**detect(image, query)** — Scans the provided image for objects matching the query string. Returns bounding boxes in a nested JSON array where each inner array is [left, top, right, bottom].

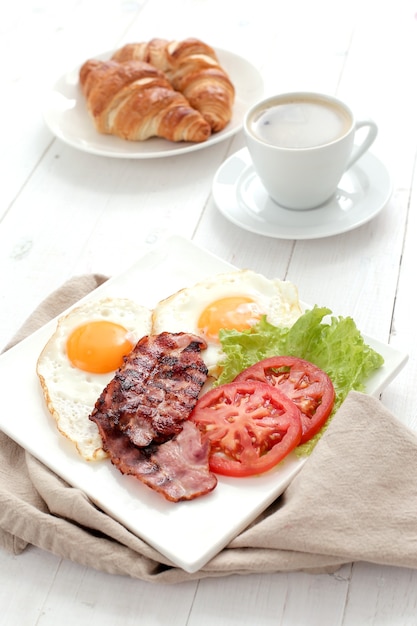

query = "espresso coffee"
[[249, 96, 352, 149]]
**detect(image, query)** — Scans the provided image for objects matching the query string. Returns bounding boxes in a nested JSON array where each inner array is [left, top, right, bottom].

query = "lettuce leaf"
[[216, 306, 384, 454]]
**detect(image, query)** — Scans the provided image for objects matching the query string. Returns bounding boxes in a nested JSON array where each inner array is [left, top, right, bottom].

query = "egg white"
[[37, 297, 152, 461], [151, 270, 302, 377]]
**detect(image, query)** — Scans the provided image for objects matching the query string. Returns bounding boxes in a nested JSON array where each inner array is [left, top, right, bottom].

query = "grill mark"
[[89, 332, 217, 501]]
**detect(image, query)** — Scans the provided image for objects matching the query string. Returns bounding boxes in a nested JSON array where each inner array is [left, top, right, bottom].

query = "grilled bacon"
[[92, 418, 217, 502], [90, 332, 217, 501]]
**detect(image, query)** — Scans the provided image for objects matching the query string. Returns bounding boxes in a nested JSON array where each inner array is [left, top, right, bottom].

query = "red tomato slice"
[[190, 380, 302, 477], [235, 356, 335, 444]]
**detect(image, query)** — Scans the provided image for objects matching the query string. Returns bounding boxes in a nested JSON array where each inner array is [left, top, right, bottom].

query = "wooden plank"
[[37, 558, 197, 626], [0, 548, 60, 626]]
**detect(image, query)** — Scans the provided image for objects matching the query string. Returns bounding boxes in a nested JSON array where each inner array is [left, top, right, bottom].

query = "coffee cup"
[[243, 92, 378, 210]]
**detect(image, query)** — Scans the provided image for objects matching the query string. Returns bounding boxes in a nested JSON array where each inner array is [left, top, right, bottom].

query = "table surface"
[[2, 0, 417, 624]]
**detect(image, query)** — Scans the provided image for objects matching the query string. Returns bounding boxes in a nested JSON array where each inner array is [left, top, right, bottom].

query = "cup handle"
[[346, 119, 378, 169]]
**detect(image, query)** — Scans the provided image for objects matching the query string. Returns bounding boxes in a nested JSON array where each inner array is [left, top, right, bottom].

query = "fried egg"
[[151, 270, 302, 377], [37, 298, 152, 461]]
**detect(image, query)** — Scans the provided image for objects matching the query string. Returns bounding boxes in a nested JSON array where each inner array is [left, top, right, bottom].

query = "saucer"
[[212, 148, 392, 239]]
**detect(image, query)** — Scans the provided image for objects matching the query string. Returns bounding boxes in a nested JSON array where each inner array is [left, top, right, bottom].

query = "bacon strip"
[[93, 418, 217, 502], [90, 332, 217, 501]]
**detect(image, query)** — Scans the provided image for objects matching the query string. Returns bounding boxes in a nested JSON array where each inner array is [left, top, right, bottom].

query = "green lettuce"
[[216, 306, 384, 454]]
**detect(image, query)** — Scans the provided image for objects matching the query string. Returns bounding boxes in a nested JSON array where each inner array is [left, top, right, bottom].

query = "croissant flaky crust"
[[111, 38, 235, 132], [79, 58, 212, 143]]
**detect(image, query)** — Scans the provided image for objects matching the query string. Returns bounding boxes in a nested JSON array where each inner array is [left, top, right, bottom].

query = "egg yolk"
[[66, 320, 134, 374], [197, 296, 262, 341]]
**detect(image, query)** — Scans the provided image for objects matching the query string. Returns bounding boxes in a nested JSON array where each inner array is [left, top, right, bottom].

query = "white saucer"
[[212, 148, 392, 239]]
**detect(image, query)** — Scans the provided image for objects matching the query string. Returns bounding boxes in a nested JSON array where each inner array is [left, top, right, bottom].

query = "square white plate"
[[0, 236, 408, 572]]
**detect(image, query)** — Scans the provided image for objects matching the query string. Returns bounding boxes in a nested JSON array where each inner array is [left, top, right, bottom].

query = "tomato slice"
[[234, 356, 335, 444], [190, 380, 302, 477]]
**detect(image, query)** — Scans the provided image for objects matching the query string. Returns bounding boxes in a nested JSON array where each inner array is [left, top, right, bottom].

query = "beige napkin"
[[1, 276, 417, 583]]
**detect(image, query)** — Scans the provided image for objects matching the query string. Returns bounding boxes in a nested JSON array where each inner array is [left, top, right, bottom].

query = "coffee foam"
[[249, 96, 352, 149]]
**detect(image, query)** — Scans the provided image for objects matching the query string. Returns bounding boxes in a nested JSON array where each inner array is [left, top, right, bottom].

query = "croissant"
[[112, 38, 235, 132], [79, 58, 211, 143]]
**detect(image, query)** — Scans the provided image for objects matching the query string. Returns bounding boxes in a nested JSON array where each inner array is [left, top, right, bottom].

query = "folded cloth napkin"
[[1, 276, 417, 583]]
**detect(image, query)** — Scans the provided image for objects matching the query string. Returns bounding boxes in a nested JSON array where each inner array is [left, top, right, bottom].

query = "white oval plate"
[[42, 48, 264, 159], [212, 148, 392, 239]]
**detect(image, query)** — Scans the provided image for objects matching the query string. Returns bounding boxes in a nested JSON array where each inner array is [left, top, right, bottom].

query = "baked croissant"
[[79, 58, 211, 143], [112, 38, 235, 132]]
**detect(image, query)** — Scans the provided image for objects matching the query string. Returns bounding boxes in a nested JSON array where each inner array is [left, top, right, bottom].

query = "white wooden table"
[[2, 0, 417, 623]]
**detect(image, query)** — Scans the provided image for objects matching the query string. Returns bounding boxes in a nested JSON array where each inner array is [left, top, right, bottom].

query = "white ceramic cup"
[[244, 92, 378, 210]]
